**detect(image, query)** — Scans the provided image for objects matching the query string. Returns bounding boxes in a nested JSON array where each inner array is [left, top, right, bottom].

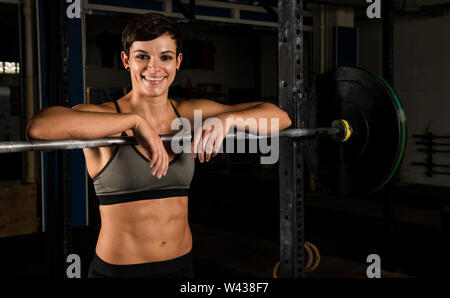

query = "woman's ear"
[[176, 53, 183, 70], [121, 51, 130, 70]]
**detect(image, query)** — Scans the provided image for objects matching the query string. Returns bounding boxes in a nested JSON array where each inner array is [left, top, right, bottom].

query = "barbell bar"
[[0, 120, 351, 154]]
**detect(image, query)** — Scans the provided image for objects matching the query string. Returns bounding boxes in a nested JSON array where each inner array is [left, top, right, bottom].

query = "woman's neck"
[[124, 89, 173, 124]]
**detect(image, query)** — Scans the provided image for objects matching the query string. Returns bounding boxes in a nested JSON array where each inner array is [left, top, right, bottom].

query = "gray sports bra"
[[92, 100, 195, 205]]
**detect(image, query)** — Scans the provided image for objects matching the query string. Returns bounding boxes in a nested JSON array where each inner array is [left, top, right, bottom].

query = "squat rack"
[[277, 0, 306, 278], [39, 0, 307, 278]]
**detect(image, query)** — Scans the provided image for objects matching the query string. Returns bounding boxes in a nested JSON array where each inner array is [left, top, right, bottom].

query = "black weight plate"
[[303, 66, 406, 196]]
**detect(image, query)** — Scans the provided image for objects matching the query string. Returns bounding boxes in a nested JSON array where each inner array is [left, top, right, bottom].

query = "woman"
[[26, 12, 291, 278]]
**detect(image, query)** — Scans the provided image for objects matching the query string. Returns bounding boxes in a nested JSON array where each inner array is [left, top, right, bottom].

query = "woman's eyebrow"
[[132, 50, 174, 54]]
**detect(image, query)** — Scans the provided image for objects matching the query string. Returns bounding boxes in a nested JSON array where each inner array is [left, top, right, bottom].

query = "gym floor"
[[0, 160, 447, 278]]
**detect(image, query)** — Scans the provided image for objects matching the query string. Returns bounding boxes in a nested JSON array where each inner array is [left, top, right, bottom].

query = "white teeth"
[[143, 76, 165, 81]]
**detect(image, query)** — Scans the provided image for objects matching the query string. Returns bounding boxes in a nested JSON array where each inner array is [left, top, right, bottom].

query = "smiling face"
[[121, 34, 182, 99]]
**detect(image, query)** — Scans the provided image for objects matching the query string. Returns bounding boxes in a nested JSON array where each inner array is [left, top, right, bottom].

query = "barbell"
[[0, 66, 406, 196], [0, 120, 350, 152]]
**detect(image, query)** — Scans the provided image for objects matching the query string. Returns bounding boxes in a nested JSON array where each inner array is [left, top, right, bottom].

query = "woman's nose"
[[146, 58, 160, 70]]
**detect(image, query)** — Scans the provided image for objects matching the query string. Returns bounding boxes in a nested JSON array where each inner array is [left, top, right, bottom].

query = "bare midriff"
[[95, 196, 192, 265]]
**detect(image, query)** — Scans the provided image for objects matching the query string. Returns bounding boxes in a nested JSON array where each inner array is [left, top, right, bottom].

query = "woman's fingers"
[[192, 119, 226, 162], [212, 134, 224, 158], [153, 151, 165, 178], [132, 120, 169, 179], [150, 147, 160, 175], [192, 125, 225, 163], [193, 127, 208, 162], [191, 127, 204, 158], [204, 132, 215, 162], [148, 139, 168, 179], [162, 145, 169, 176], [158, 143, 169, 179], [205, 128, 224, 162], [204, 129, 224, 162], [197, 131, 206, 162], [200, 128, 215, 162]]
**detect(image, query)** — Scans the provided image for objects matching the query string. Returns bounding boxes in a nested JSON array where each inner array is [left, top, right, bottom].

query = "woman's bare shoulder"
[[169, 98, 208, 115], [71, 101, 117, 113]]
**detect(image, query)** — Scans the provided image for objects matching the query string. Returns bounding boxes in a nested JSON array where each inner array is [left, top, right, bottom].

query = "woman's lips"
[[141, 75, 167, 86]]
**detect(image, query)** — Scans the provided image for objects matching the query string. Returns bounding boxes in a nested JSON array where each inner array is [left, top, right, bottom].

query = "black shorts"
[[87, 251, 195, 278]]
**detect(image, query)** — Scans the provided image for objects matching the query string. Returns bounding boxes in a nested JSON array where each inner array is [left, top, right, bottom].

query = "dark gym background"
[[0, 0, 449, 279]]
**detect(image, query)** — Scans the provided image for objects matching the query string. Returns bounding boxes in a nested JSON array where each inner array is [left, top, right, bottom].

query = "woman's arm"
[[177, 99, 292, 162], [178, 99, 292, 134], [220, 102, 292, 134], [26, 104, 141, 140], [25, 103, 170, 178]]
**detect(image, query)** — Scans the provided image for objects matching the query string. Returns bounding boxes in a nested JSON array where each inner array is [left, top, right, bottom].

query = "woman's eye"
[[161, 55, 173, 61], [137, 55, 149, 60]]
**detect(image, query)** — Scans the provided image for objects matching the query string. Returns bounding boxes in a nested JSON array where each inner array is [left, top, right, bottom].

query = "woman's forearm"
[[26, 106, 140, 140], [226, 103, 292, 135]]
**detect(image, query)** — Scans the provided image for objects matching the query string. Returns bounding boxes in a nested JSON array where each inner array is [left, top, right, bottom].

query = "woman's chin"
[[139, 88, 166, 98]]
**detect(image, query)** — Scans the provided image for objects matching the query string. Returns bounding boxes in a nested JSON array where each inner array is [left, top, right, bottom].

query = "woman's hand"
[[191, 113, 234, 163], [132, 117, 169, 179]]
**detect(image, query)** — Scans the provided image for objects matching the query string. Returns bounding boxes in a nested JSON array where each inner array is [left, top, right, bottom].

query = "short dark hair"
[[121, 12, 182, 57]]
